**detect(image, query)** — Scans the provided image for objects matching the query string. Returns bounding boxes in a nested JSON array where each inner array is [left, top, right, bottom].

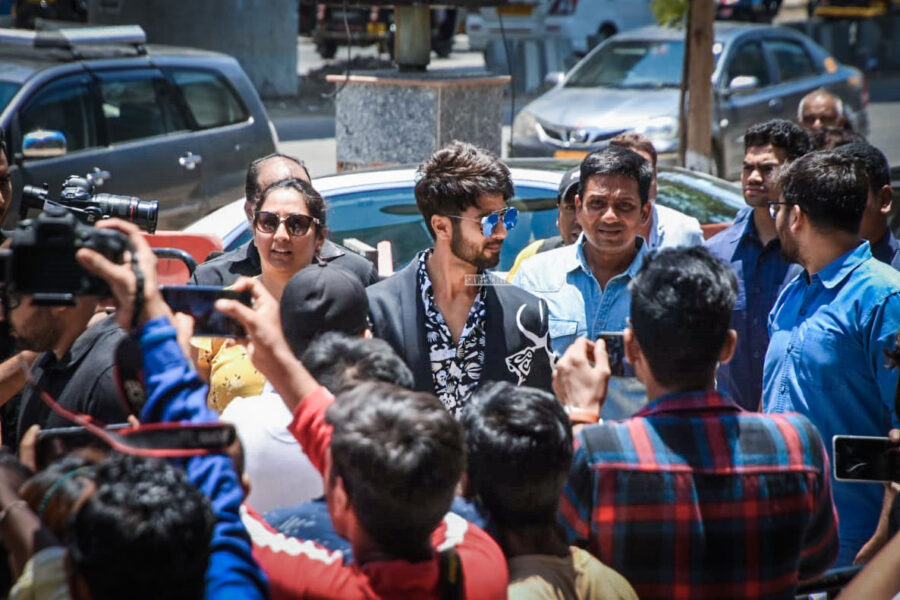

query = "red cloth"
[[246, 386, 508, 600]]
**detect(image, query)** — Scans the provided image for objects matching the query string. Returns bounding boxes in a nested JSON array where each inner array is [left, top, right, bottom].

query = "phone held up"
[[160, 285, 252, 338], [833, 435, 900, 483], [597, 331, 626, 377]]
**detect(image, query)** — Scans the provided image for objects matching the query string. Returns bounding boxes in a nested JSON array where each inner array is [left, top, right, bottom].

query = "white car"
[[186, 160, 744, 273], [466, 0, 656, 56]]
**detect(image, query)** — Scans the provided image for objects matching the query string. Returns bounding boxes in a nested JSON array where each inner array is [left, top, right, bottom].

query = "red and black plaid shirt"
[[560, 390, 838, 600]]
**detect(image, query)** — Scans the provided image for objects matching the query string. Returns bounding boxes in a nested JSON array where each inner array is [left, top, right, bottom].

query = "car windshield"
[[565, 40, 686, 89], [0, 81, 20, 110]]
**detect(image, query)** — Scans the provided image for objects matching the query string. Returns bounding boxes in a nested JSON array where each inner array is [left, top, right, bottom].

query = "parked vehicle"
[[0, 25, 277, 229], [186, 160, 744, 273], [312, 4, 457, 59], [715, 0, 783, 22], [510, 23, 869, 180], [467, 0, 656, 56]]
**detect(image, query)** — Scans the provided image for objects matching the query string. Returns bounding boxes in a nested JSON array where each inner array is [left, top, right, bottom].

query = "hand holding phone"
[[161, 285, 252, 338]]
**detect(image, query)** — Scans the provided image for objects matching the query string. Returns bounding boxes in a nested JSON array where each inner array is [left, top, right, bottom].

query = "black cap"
[[280, 262, 370, 358], [558, 167, 580, 204]]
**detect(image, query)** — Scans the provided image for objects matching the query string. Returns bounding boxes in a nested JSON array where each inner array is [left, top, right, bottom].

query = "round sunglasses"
[[445, 207, 518, 237], [254, 211, 320, 237]]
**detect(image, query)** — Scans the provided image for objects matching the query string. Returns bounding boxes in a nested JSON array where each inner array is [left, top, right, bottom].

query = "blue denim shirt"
[[705, 207, 802, 410], [762, 241, 900, 552], [511, 233, 648, 355]]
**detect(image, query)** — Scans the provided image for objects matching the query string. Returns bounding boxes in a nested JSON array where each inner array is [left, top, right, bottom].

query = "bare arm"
[[0, 351, 37, 407]]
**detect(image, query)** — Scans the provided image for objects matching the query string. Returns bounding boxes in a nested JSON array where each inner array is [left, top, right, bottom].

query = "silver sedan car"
[[510, 23, 868, 180]]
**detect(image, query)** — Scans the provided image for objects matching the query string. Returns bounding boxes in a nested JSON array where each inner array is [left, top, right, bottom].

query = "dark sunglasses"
[[254, 211, 320, 237], [447, 207, 519, 237]]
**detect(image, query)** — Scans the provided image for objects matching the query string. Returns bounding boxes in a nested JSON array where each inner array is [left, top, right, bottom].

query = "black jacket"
[[190, 239, 379, 287], [367, 260, 554, 394]]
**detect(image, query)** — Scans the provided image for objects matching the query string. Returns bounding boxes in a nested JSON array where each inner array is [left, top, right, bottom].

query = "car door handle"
[[768, 98, 783, 112], [178, 152, 203, 170]]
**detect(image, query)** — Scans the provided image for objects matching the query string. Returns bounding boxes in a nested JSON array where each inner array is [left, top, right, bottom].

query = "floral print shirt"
[[417, 250, 487, 416]]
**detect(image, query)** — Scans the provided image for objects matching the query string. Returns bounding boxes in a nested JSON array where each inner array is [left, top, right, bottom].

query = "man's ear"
[[243, 201, 254, 223], [640, 199, 652, 224], [788, 204, 804, 233], [431, 214, 451, 241], [623, 327, 641, 366], [878, 186, 894, 215], [718, 329, 738, 365], [575, 194, 583, 213]]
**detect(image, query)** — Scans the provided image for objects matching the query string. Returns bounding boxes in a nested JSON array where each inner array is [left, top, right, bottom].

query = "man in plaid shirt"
[[554, 247, 838, 600]]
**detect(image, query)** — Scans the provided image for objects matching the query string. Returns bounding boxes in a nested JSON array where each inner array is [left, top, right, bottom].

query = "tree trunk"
[[682, 0, 715, 173]]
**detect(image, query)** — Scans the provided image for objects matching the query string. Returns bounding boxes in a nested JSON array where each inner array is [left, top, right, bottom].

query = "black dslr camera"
[[0, 203, 129, 306], [22, 173, 158, 234]]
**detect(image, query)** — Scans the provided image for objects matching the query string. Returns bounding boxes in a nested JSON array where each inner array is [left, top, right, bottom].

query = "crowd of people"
[[0, 87, 895, 599]]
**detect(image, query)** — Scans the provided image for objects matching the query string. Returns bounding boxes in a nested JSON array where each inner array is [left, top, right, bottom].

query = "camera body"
[[22, 174, 158, 234], [1, 203, 128, 305]]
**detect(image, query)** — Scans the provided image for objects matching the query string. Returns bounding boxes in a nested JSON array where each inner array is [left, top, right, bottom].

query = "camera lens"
[[93, 194, 159, 234]]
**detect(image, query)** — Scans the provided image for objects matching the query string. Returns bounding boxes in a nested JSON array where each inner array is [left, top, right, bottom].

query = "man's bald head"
[[244, 153, 312, 220], [798, 90, 846, 132]]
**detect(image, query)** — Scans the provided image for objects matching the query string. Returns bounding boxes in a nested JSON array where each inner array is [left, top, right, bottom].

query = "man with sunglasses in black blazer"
[[366, 141, 554, 416]]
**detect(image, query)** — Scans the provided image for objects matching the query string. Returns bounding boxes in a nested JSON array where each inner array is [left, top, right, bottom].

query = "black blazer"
[[367, 261, 554, 394]]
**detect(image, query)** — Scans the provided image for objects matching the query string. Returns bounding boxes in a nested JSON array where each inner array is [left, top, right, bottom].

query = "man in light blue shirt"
[[763, 150, 900, 568], [512, 146, 651, 417]]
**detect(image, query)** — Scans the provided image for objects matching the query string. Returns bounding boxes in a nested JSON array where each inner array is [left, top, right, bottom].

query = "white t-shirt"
[[221, 386, 323, 512]]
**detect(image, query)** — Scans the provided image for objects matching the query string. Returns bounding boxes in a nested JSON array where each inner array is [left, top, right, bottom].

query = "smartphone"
[[833, 435, 900, 483], [160, 285, 251, 338], [36, 424, 129, 469], [598, 331, 626, 377]]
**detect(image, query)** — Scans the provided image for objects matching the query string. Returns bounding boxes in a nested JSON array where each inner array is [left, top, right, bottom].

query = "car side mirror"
[[544, 71, 565, 87], [725, 75, 759, 96], [22, 129, 67, 159]]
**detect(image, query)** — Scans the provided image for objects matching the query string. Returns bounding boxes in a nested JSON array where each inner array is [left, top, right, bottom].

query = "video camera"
[[0, 172, 158, 306], [22, 173, 158, 234]]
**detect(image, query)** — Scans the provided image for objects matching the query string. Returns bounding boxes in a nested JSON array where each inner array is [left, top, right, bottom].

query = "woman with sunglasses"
[[193, 178, 326, 412]]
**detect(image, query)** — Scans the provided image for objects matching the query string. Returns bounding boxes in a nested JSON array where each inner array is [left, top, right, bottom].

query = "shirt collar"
[[573, 233, 648, 279], [635, 389, 743, 418], [48, 315, 119, 370], [811, 240, 872, 290]]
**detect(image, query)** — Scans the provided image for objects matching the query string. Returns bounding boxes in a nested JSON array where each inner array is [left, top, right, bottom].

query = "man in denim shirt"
[[706, 120, 810, 410], [512, 147, 651, 417], [764, 150, 900, 567]]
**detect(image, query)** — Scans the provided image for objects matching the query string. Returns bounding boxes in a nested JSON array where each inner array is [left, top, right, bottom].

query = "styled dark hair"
[[835, 142, 890, 193], [609, 132, 658, 167], [326, 382, 465, 560], [68, 454, 214, 600], [415, 140, 514, 238], [811, 126, 866, 151], [461, 382, 571, 526], [20, 454, 95, 539], [254, 177, 327, 230], [630, 247, 737, 390], [245, 152, 311, 204], [579, 145, 653, 205], [301, 332, 415, 393], [780, 150, 869, 234], [743, 119, 811, 160]]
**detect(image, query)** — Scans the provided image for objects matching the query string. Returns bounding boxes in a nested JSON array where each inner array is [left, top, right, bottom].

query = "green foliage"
[[651, 0, 689, 27]]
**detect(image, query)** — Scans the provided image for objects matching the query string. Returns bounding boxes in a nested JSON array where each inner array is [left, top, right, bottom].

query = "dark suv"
[[0, 25, 277, 229]]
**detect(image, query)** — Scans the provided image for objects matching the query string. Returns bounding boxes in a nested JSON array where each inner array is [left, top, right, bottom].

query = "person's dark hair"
[[609, 132, 658, 167], [254, 177, 326, 230], [67, 454, 214, 600], [743, 119, 811, 160], [579, 145, 653, 205], [835, 142, 890, 193], [461, 382, 571, 526], [811, 126, 866, 151], [326, 382, 465, 560], [301, 332, 414, 394], [415, 140, 514, 238], [630, 247, 737, 390], [20, 454, 95, 539], [780, 150, 869, 234], [245, 152, 311, 204]]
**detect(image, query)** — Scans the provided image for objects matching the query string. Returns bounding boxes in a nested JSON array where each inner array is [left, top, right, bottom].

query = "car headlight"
[[512, 110, 539, 141], [634, 116, 678, 153]]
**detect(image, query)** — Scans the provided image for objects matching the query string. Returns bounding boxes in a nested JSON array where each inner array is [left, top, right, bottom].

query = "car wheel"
[[317, 41, 338, 59], [433, 38, 452, 58]]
